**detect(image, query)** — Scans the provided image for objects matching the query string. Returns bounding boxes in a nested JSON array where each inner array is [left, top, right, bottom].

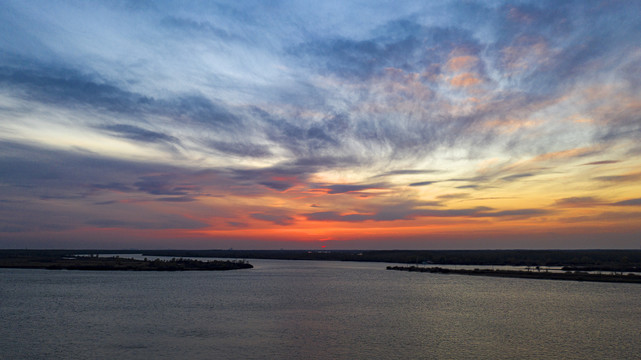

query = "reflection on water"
[[1, 259, 640, 359]]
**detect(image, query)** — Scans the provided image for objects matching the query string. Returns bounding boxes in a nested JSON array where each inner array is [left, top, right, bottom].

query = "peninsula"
[[386, 266, 641, 284], [0, 254, 253, 271]]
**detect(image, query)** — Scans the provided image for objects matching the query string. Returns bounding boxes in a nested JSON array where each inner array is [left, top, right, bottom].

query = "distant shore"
[[3, 249, 641, 276], [0, 256, 253, 271], [386, 266, 641, 284], [134, 249, 641, 273]]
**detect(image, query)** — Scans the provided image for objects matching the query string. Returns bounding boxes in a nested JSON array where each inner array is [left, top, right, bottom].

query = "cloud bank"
[[1, 0, 640, 248]]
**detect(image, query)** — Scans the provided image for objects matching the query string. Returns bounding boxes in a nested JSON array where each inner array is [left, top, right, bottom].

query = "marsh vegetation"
[[386, 265, 641, 284], [0, 251, 252, 271]]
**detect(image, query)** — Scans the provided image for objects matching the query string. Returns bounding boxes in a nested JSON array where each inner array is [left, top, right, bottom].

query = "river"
[[1, 259, 640, 359]]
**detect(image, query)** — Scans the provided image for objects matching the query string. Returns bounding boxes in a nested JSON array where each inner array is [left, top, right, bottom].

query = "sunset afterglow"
[[1, 0, 640, 249]]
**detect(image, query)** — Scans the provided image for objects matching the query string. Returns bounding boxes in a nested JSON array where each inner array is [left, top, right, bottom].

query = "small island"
[[386, 266, 641, 284], [0, 254, 253, 271]]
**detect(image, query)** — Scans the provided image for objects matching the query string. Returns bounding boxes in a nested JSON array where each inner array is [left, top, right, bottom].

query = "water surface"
[[1, 259, 640, 359]]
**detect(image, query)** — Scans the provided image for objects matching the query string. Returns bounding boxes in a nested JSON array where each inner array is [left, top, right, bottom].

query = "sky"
[[1, 0, 640, 249]]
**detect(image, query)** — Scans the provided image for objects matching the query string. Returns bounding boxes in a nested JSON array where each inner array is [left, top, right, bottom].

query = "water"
[[1, 259, 640, 359]]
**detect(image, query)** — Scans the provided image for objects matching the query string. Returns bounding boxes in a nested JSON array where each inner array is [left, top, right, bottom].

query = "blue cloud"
[[0, 66, 151, 113], [612, 198, 641, 206], [259, 181, 295, 192], [1, 0, 640, 247], [292, 20, 479, 80], [100, 124, 179, 144], [409, 181, 437, 187], [325, 183, 387, 194], [250, 213, 294, 226]]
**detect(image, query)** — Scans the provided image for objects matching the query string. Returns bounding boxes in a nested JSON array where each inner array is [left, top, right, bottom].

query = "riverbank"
[[4, 250, 641, 272], [387, 266, 641, 284], [0, 256, 253, 271]]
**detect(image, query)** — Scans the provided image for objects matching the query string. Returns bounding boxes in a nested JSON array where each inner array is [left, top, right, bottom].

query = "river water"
[[1, 259, 640, 359]]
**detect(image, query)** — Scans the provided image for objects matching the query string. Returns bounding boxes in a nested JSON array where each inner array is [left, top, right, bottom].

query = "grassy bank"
[[0, 255, 252, 271], [387, 266, 641, 284]]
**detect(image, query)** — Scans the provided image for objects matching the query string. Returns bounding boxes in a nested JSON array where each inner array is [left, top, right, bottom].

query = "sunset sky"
[[1, 0, 640, 249]]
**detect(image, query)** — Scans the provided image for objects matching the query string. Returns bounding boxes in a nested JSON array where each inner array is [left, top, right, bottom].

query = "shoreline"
[[0, 256, 253, 271], [386, 266, 641, 284]]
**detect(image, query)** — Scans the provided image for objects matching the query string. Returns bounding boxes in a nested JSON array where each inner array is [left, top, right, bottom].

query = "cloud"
[[291, 155, 358, 168], [449, 72, 482, 87], [304, 202, 548, 223], [555, 197, 603, 207], [593, 172, 641, 183], [250, 213, 295, 225], [1, 1, 640, 247], [160, 16, 245, 42], [99, 124, 179, 144], [0, 64, 246, 135], [93, 200, 119, 205], [446, 55, 479, 72], [582, 160, 619, 166], [612, 198, 641, 206], [456, 185, 479, 189], [86, 216, 207, 230], [500, 173, 535, 182], [476, 209, 550, 218], [259, 181, 295, 192], [208, 140, 272, 158], [227, 221, 249, 228], [305, 211, 371, 222], [559, 211, 641, 224], [166, 95, 242, 128], [531, 147, 600, 163], [0, 66, 150, 114], [324, 183, 387, 194], [0, 141, 176, 200], [4, 2, 635, 181], [227, 165, 311, 194], [134, 175, 194, 196], [409, 180, 437, 187], [292, 19, 481, 80], [373, 169, 439, 178], [438, 193, 470, 200], [155, 196, 197, 202], [92, 182, 135, 192]]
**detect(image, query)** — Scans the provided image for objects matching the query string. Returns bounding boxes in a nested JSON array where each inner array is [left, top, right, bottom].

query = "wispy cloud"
[[582, 160, 619, 166], [594, 172, 641, 183], [304, 204, 548, 223], [501, 173, 535, 182], [323, 183, 388, 194], [612, 198, 641, 206], [373, 169, 439, 178], [555, 197, 603, 207], [409, 181, 437, 187], [99, 124, 179, 144], [250, 213, 295, 226], [1, 0, 640, 248]]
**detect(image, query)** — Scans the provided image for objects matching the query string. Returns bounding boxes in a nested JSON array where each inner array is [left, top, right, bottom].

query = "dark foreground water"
[[1, 259, 640, 359]]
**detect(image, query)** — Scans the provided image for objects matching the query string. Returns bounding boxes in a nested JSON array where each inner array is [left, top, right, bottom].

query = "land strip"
[[0, 255, 252, 271], [386, 266, 641, 284]]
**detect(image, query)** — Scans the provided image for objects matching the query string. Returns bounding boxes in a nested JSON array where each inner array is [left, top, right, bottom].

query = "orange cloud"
[[532, 146, 600, 163], [594, 171, 641, 183], [501, 37, 552, 73], [507, 7, 535, 23], [446, 55, 478, 72], [450, 73, 482, 87], [482, 118, 540, 134]]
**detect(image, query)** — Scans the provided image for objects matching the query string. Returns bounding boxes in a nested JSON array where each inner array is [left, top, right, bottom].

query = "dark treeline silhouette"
[[386, 266, 641, 284], [139, 249, 641, 270], [0, 251, 252, 271], [2, 249, 641, 271]]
